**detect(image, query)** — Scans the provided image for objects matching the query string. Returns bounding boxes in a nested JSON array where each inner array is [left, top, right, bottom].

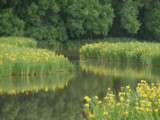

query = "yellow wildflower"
[[84, 103, 90, 108], [122, 111, 128, 117], [84, 96, 91, 102], [103, 111, 109, 117]]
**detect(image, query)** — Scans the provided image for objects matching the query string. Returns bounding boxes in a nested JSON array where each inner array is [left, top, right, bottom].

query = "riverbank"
[[80, 40, 160, 65], [0, 37, 74, 77]]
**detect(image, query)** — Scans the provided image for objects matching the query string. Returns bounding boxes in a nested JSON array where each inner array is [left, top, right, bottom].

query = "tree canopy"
[[0, 0, 160, 44]]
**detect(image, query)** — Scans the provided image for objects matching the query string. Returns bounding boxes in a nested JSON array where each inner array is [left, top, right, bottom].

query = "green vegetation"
[[80, 41, 160, 65], [0, 37, 37, 47], [0, 0, 160, 45], [120, 0, 141, 34], [0, 44, 73, 76], [0, 0, 160, 119], [0, 37, 73, 77], [83, 80, 160, 120], [145, 2, 160, 39]]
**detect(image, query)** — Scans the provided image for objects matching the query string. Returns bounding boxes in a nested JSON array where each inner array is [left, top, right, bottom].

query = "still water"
[[0, 51, 160, 120]]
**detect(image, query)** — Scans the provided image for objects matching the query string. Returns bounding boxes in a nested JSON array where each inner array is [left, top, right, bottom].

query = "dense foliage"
[[83, 80, 160, 120], [0, 0, 160, 44]]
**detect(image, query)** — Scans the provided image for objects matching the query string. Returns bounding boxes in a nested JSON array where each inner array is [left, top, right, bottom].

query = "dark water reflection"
[[0, 58, 160, 120]]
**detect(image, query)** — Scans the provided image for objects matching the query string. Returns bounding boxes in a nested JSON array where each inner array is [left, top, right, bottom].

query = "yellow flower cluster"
[[136, 80, 160, 113], [83, 80, 160, 120], [0, 44, 73, 76]]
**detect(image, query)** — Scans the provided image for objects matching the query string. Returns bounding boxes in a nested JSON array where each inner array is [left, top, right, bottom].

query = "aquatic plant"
[[83, 80, 160, 120], [80, 41, 160, 65], [0, 37, 37, 48], [0, 44, 74, 76]]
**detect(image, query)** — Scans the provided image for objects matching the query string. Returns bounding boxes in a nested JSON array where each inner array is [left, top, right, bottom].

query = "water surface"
[[0, 50, 160, 120]]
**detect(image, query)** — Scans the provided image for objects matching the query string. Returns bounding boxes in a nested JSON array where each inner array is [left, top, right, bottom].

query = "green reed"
[[80, 41, 160, 65], [0, 44, 74, 77]]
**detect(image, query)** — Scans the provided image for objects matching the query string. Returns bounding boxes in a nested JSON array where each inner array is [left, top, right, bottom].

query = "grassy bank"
[[0, 37, 37, 48], [80, 41, 160, 65], [83, 80, 160, 120], [0, 44, 73, 76], [0, 44, 73, 77]]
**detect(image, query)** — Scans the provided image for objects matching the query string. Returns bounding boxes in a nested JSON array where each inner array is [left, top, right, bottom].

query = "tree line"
[[0, 0, 160, 44]]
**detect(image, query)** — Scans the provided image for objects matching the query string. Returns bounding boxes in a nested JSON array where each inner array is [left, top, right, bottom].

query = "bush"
[[0, 9, 24, 36]]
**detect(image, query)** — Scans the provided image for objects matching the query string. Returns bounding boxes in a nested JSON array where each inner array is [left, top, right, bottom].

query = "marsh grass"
[[0, 37, 37, 48], [0, 44, 74, 77], [80, 41, 160, 65]]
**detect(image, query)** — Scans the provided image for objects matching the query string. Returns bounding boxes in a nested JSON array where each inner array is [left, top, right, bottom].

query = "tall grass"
[[0, 44, 74, 76], [83, 80, 160, 120], [0, 37, 37, 48], [80, 41, 160, 65]]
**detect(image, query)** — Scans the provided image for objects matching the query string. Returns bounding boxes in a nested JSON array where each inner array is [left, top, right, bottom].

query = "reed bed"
[[83, 80, 160, 120], [0, 44, 74, 76], [80, 41, 160, 65], [0, 37, 37, 48]]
